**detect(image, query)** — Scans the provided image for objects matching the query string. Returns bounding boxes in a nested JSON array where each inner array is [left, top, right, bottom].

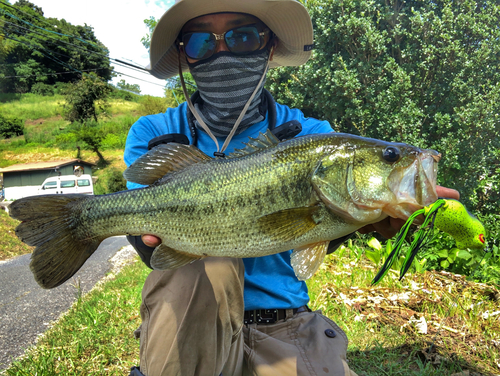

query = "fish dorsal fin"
[[124, 144, 211, 185], [291, 241, 329, 280], [150, 244, 202, 270], [228, 129, 280, 158], [257, 205, 320, 243]]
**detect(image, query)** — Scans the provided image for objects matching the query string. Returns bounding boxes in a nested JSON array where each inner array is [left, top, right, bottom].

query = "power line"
[[3, 21, 149, 74], [0, 5, 170, 90], [2, 19, 108, 57], [0, 1, 108, 52], [1, 67, 109, 79], [113, 71, 167, 88], [1, 32, 165, 87], [0, 0, 72, 35]]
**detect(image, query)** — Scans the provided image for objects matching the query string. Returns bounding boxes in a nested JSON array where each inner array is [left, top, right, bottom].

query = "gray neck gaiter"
[[188, 50, 269, 137]]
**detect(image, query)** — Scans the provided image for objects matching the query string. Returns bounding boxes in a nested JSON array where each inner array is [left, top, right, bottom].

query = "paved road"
[[0, 236, 131, 371]]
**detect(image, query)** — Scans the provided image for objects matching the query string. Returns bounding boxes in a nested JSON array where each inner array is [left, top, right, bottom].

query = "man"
[[125, 1, 459, 375]]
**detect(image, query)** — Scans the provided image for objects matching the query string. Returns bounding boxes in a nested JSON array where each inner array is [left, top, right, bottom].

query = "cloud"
[[154, 0, 175, 7]]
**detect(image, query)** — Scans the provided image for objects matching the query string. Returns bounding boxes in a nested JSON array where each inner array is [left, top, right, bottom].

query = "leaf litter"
[[313, 256, 500, 375]]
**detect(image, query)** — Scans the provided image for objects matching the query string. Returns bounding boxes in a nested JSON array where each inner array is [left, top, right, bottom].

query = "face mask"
[[188, 50, 269, 137]]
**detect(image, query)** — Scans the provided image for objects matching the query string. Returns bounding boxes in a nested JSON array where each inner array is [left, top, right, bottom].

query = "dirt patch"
[[24, 116, 65, 126]]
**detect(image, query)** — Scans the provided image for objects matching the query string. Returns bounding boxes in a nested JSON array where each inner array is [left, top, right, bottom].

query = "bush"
[[30, 82, 54, 96], [108, 88, 141, 102], [53, 82, 71, 95], [267, 0, 500, 214], [0, 114, 24, 139], [94, 167, 127, 195], [139, 95, 168, 116], [101, 133, 125, 149]]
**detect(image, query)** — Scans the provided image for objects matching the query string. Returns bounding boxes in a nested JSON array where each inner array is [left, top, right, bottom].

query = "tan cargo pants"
[[137, 257, 358, 376]]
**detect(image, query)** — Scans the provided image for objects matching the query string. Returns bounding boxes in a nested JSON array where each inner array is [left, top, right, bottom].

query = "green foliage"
[[4, 260, 147, 375], [63, 73, 111, 123], [30, 82, 53, 96], [0, 113, 23, 138], [0, 1, 112, 93], [419, 213, 500, 285], [116, 79, 141, 94], [165, 72, 197, 104], [94, 167, 127, 195], [267, 0, 500, 214], [108, 87, 141, 102], [139, 95, 168, 116], [68, 120, 107, 166], [141, 16, 158, 50]]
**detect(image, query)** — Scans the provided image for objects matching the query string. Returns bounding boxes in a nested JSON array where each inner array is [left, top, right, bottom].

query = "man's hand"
[[358, 185, 460, 239], [141, 186, 460, 245], [142, 234, 161, 248]]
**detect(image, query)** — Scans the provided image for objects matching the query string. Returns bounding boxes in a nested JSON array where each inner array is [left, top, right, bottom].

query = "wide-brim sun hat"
[[147, 0, 314, 79]]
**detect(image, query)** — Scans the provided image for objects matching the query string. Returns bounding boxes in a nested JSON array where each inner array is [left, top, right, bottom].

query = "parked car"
[[38, 174, 94, 195]]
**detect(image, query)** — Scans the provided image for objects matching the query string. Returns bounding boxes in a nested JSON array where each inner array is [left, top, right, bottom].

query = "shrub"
[[139, 95, 168, 116], [53, 82, 71, 95], [0, 114, 24, 139], [108, 88, 141, 102], [94, 167, 127, 195], [267, 0, 500, 214], [30, 82, 54, 96]]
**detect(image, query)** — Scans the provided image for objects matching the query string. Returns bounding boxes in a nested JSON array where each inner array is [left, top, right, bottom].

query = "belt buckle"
[[256, 309, 278, 324], [244, 309, 278, 325]]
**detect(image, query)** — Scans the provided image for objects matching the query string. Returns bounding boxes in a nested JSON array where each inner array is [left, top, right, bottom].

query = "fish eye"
[[383, 146, 400, 163]]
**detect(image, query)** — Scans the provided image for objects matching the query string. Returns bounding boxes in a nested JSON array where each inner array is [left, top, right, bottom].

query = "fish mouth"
[[384, 149, 440, 220]]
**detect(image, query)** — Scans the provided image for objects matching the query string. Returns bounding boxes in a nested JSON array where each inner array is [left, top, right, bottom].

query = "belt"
[[243, 305, 309, 325]]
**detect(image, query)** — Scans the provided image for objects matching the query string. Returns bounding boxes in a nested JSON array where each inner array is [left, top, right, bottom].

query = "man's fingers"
[[142, 234, 161, 248], [358, 217, 404, 239], [436, 186, 460, 200]]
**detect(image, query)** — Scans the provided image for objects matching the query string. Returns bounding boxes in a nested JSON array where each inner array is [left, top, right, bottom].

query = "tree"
[[0, 1, 112, 93], [63, 73, 111, 166], [141, 16, 196, 102], [140, 16, 158, 50], [117, 79, 141, 94], [69, 121, 107, 166], [63, 73, 111, 123], [266, 0, 500, 214]]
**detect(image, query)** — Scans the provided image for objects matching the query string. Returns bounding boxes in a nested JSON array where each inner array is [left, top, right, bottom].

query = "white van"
[[39, 174, 94, 195]]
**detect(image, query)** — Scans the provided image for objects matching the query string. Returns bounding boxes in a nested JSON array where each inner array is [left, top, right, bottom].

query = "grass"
[[2, 248, 499, 375], [0, 209, 33, 260], [1, 91, 499, 374], [307, 246, 500, 376], [3, 258, 147, 375], [0, 94, 65, 121]]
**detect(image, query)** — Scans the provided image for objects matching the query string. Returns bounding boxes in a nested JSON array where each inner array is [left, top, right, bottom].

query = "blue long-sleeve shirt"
[[124, 101, 332, 310]]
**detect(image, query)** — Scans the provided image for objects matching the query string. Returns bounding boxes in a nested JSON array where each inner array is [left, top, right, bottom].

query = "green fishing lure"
[[372, 199, 486, 285]]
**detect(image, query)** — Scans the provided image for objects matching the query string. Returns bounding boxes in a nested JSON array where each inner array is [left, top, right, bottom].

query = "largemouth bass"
[[10, 131, 440, 289]]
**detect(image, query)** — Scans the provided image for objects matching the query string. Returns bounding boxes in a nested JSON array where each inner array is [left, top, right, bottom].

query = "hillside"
[[0, 91, 150, 260]]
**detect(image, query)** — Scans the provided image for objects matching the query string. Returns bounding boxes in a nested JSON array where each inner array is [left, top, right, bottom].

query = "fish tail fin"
[[10, 194, 101, 289]]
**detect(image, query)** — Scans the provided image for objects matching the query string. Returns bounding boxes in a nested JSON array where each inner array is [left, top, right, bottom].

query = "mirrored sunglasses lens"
[[225, 27, 262, 54], [183, 33, 216, 59]]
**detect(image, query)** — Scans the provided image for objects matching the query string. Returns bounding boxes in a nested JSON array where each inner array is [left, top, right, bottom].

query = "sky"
[[30, 0, 175, 96]]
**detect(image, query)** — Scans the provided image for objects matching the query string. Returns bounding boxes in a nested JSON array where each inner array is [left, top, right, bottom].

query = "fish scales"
[[10, 131, 440, 288], [74, 135, 335, 257]]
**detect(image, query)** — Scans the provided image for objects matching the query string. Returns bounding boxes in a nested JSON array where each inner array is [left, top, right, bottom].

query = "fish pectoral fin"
[[150, 244, 202, 270], [291, 241, 329, 281], [124, 144, 211, 185], [257, 206, 320, 243]]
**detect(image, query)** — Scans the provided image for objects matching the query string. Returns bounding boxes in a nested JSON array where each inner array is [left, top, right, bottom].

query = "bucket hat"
[[147, 0, 314, 79]]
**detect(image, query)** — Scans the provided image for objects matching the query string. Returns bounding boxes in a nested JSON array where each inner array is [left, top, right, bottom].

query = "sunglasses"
[[179, 25, 271, 61]]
